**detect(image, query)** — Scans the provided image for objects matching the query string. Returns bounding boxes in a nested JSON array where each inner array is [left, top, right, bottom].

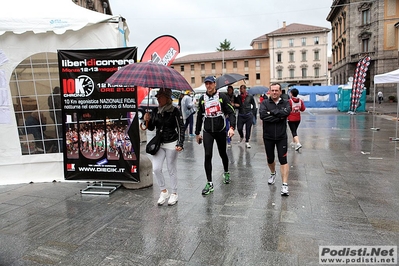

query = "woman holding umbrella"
[[143, 88, 185, 206]]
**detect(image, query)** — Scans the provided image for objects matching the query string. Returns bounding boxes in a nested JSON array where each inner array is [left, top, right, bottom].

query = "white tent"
[[0, 0, 128, 184], [374, 69, 399, 139]]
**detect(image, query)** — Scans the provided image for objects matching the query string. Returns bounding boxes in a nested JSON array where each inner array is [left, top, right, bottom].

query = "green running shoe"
[[223, 172, 230, 184], [202, 182, 214, 195]]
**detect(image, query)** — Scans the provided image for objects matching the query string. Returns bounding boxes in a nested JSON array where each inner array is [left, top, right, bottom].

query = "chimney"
[[283, 21, 286, 29]]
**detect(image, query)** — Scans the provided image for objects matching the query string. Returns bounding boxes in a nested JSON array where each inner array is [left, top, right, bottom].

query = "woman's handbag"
[[146, 131, 162, 155]]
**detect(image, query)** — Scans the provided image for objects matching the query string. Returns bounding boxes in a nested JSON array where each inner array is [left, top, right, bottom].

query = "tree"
[[216, 39, 235, 51]]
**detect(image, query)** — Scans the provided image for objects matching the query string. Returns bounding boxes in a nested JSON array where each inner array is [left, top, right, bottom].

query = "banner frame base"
[[80, 182, 121, 195]]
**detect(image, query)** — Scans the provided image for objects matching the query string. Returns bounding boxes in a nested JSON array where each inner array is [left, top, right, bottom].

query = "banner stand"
[[80, 182, 121, 195]]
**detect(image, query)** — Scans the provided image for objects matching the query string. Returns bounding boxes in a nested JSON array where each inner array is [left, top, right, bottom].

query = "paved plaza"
[[0, 103, 399, 265]]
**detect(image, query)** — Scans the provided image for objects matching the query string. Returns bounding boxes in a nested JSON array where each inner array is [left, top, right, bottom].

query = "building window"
[[257, 43, 263, 49], [289, 52, 294, 62], [180, 65, 184, 72], [314, 50, 320, 60], [233, 61, 237, 68], [190, 64, 194, 71], [362, 9, 370, 25], [245, 74, 249, 80], [276, 39, 282, 48], [362, 38, 369, 52], [256, 73, 261, 80], [289, 69, 295, 79], [244, 60, 249, 68], [302, 51, 306, 61], [277, 53, 282, 63], [277, 69, 282, 80], [301, 37, 306, 46], [302, 68, 307, 78], [222, 62, 226, 69], [255, 59, 260, 67], [211, 62, 215, 69], [201, 63, 205, 70], [314, 67, 320, 78], [314, 36, 319, 45], [289, 39, 294, 47]]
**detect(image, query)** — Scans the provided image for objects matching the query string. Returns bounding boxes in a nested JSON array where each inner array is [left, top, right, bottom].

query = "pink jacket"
[[287, 97, 305, 122]]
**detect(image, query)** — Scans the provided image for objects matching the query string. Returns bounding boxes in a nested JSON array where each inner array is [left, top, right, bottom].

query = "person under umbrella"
[[143, 88, 185, 206]]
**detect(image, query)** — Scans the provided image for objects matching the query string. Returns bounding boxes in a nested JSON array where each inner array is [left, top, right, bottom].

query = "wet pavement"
[[1, 103, 399, 265]]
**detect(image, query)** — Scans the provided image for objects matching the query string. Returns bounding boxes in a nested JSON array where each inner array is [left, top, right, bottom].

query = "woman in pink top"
[[287, 88, 306, 151]]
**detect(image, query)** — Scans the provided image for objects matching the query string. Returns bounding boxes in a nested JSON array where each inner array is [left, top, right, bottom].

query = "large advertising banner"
[[58, 47, 140, 183]]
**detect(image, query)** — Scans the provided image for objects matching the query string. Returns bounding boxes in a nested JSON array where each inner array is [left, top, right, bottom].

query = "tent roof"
[[0, 0, 119, 35], [374, 69, 399, 84]]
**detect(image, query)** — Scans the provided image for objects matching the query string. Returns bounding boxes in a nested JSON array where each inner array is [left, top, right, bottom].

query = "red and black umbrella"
[[106, 61, 192, 91], [106, 62, 192, 129]]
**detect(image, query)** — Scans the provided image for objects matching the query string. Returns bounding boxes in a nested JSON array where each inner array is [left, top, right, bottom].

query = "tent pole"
[[371, 85, 379, 131]]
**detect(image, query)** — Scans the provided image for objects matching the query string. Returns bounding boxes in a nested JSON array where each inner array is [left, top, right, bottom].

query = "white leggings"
[[152, 146, 178, 193]]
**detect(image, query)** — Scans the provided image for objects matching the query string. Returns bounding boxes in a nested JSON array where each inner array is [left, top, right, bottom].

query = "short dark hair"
[[290, 88, 299, 97], [270, 83, 281, 90], [240, 85, 246, 89], [227, 85, 233, 90]]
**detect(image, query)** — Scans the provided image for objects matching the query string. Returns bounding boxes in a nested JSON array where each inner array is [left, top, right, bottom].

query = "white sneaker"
[[268, 172, 276, 185], [168, 193, 178, 206], [295, 143, 302, 151], [157, 190, 170, 206], [281, 184, 289, 196], [290, 142, 295, 148], [238, 138, 243, 144], [227, 144, 232, 148], [245, 142, 251, 148]]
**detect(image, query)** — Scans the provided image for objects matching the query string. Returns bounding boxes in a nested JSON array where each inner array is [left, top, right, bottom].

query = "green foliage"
[[216, 39, 235, 51]]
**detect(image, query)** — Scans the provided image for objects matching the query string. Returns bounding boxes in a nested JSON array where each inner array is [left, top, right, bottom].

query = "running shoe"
[[281, 184, 289, 196], [295, 143, 302, 151], [245, 142, 251, 148], [223, 172, 230, 184], [168, 193, 178, 206], [157, 190, 170, 206], [238, 138, 243, 143], [268, 172, 276, 185], [202, 182, 214, 195]]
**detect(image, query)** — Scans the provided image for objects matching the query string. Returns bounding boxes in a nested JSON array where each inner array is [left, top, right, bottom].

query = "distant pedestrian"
[[236, 85, 256, 148], [378, 91, 383, 105], [287, 88, 306, 151], [225, 85, 239, 147], [259, 83, 291, 196], [195, 76, 236, 195], [181, 90, 196, 136]]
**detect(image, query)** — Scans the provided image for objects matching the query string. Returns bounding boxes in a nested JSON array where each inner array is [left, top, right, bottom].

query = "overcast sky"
[[111, 0, 333, 58]]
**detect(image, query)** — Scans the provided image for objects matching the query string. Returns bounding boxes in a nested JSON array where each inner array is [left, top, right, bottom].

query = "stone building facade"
[[327, 0, 399, 98]]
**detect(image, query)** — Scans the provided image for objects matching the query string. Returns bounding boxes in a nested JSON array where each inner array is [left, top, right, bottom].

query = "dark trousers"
[[237, 113, 253, 142], [203, 130, 229, 182]]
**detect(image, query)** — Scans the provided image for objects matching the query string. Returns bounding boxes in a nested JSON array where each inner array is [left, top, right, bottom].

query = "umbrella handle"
[[140, 120, 148, 130]]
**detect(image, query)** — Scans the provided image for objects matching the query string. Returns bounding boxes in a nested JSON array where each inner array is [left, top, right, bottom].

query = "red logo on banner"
[[137, 35, 181, 104]]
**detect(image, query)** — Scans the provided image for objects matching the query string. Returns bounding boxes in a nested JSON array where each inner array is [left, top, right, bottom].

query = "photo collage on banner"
[[58, 47, 140, 183]]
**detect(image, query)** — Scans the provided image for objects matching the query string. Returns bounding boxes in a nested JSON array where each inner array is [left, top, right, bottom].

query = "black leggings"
[[288, 121, 300, 138], [203, 130, 229, 182], [263, 137, 288, 165]]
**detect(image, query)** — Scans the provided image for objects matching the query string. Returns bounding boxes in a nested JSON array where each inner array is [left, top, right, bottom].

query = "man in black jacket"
[[259, 83, 291, 196], [236, 84, 256, 148], [195, 76, 236, 195]]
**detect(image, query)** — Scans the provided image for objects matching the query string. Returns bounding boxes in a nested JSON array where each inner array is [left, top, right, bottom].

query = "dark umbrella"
[[215, 73, 246, 89], [247, 86, 268, 95], [106, 62, 192, 129]]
